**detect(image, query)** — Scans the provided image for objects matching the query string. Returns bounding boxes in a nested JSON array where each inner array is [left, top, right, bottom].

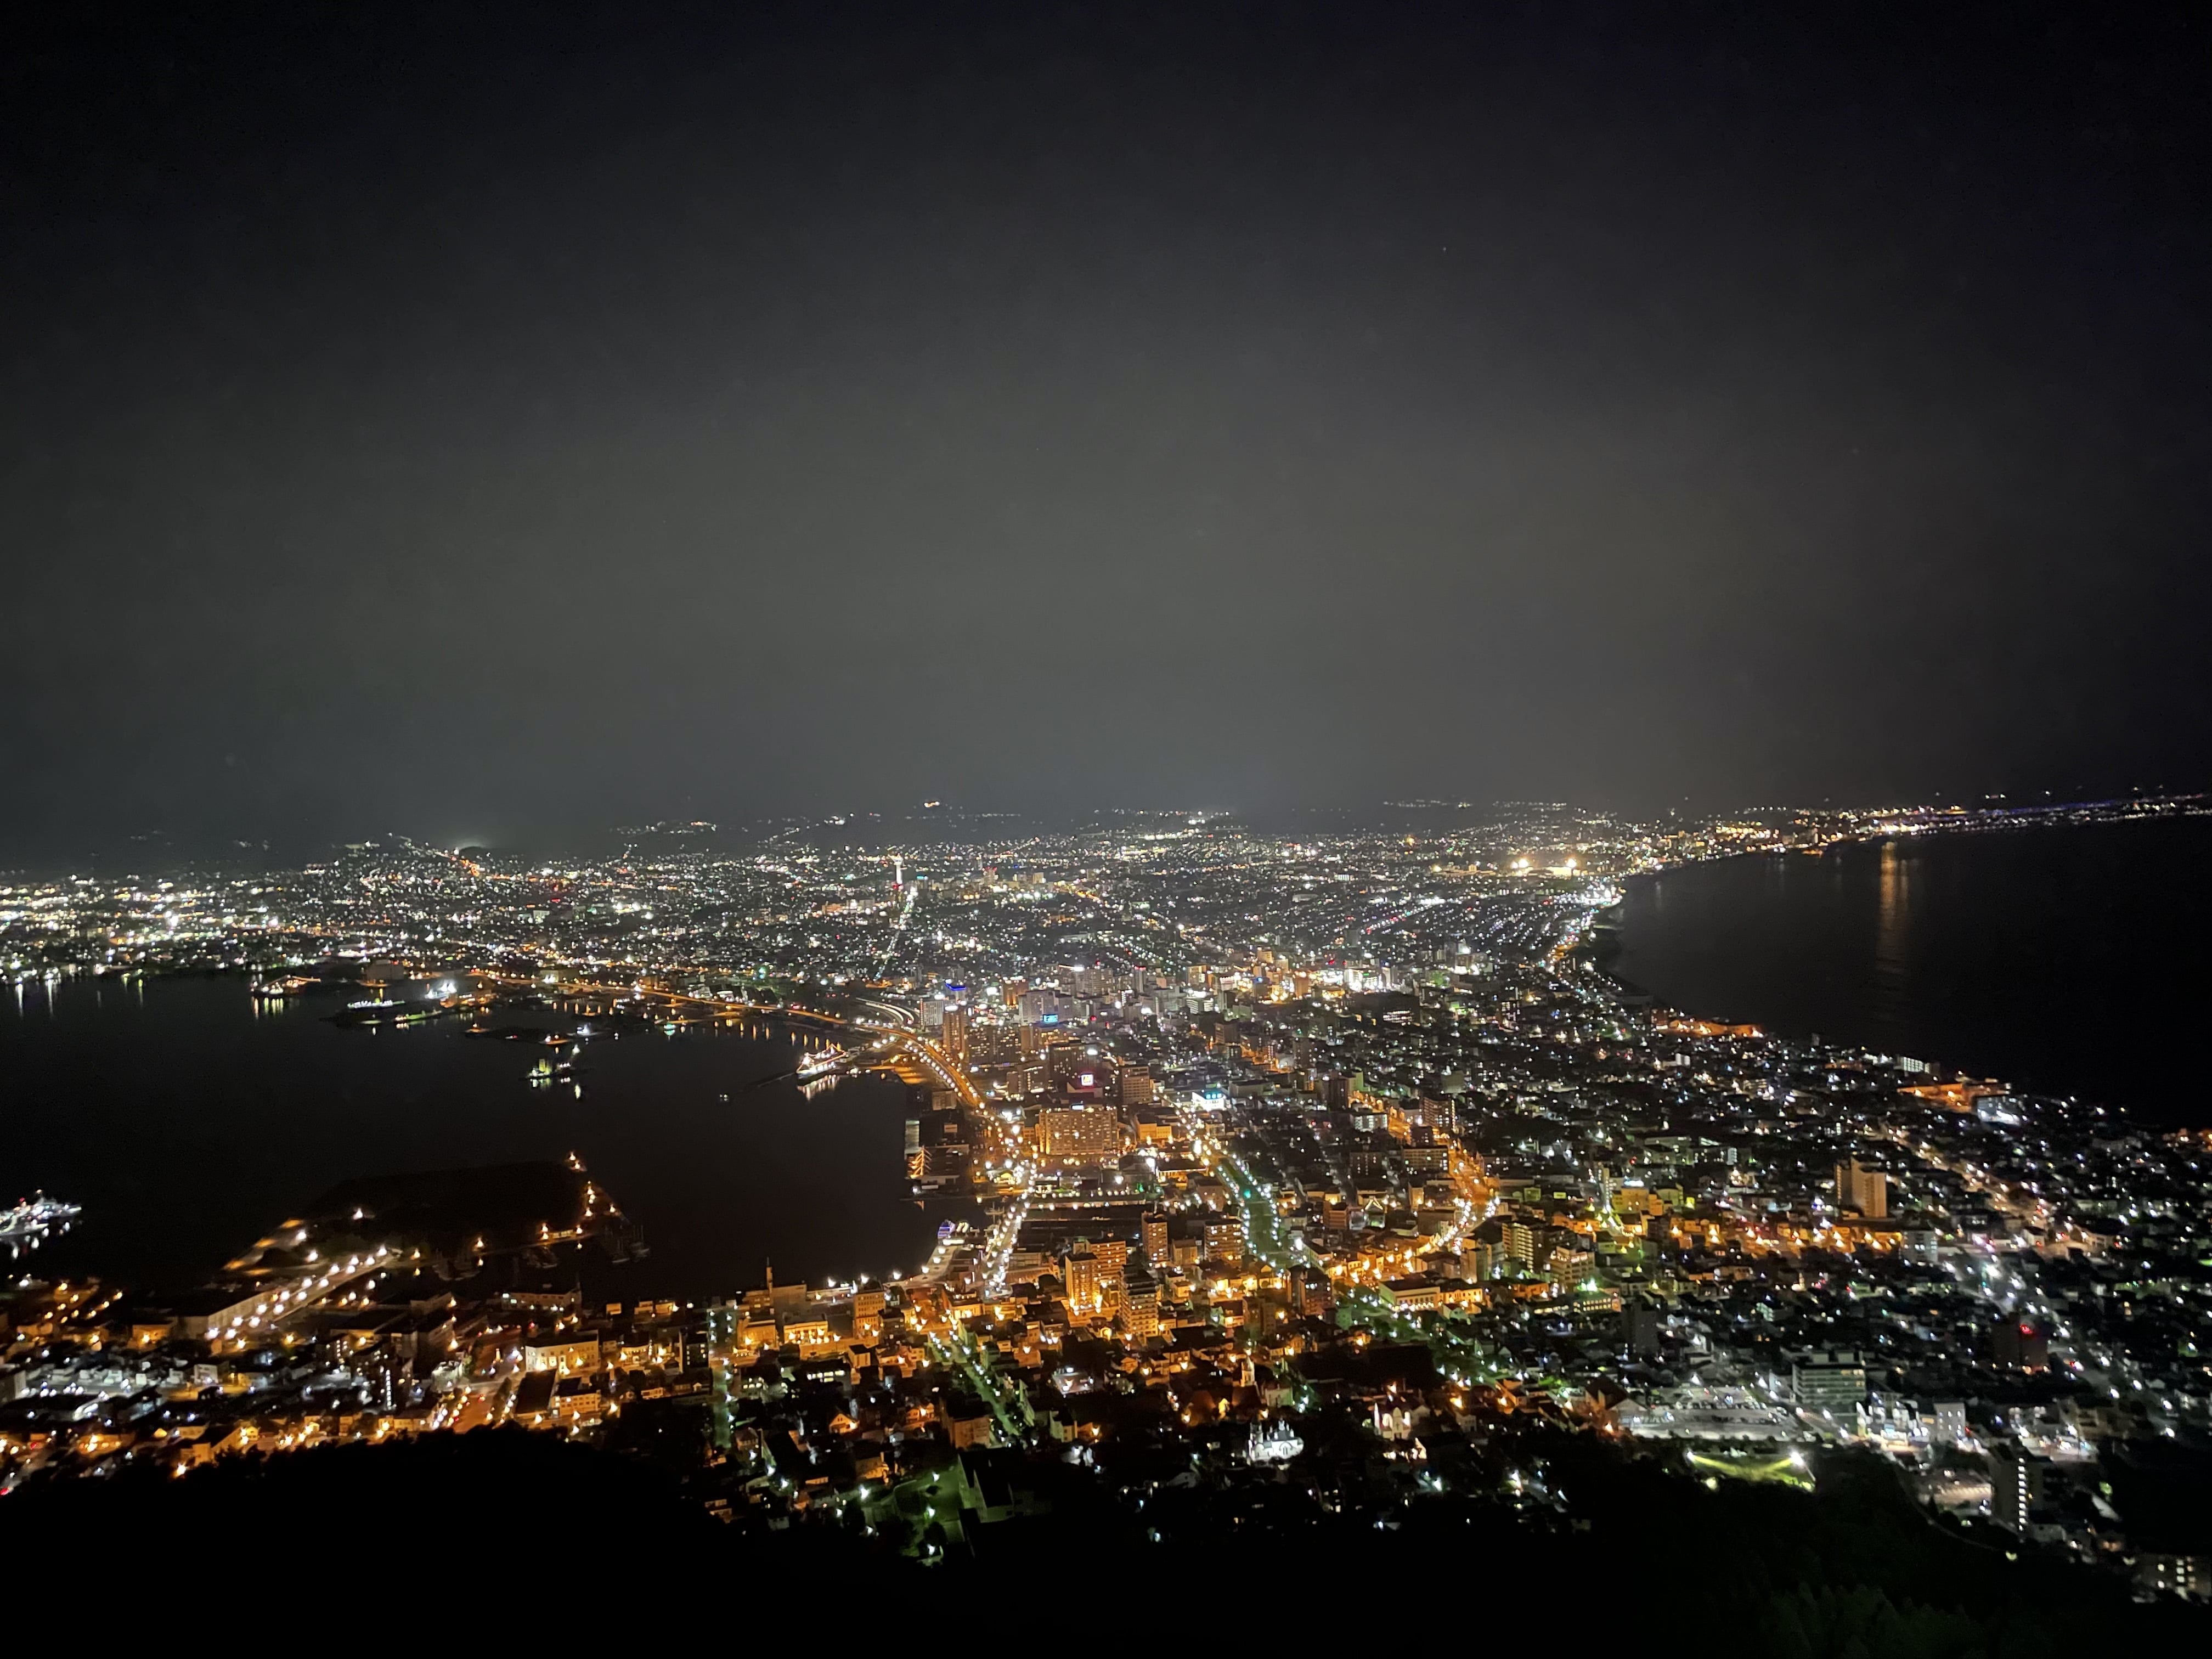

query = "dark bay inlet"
[[1, 974, 936, 1299]]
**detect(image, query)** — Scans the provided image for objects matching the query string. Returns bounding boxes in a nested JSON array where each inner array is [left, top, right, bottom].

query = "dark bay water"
[[1607, 817, 2212, 1125], [0, 975, 935, 1299]]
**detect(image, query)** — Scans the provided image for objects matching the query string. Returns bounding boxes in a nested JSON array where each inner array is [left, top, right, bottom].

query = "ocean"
[[1604, 816, 2212, 1125]]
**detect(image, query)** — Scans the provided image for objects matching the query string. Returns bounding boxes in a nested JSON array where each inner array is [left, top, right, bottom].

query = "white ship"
[[1, 1193, 81, 1258], [796, 1045, 850, 1080]]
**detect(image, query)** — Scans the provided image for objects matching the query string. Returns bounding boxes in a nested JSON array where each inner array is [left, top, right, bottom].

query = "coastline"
[[1600, 815, 2212, 1125]]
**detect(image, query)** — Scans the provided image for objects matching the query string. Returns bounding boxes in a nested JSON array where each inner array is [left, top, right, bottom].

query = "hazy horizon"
[[7, 7, 2208, 859]]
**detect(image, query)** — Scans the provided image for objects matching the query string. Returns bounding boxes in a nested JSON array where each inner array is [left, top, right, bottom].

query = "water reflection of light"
[[1874, 840, 1912, 1017]]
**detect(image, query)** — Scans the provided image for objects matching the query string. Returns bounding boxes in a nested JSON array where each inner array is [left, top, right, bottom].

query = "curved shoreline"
[[1600, 816, 2211, 1123]]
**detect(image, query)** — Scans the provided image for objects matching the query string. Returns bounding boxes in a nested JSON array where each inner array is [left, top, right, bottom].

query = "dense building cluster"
[[4, 795, 2210, 1599]]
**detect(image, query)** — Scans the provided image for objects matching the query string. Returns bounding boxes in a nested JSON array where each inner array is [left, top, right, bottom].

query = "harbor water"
[[0, 974, 936, 1299]]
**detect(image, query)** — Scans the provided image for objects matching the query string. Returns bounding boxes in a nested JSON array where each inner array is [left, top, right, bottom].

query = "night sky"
[[6, 4, 2209, 856]]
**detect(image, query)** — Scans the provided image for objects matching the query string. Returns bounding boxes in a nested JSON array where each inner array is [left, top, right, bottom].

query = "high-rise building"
[[1048, 1043, 1109, 1094], [1990, 1319, 2050, 1370], [854, 1288, 885, 1345], [1036, 1107, 1123, 1164], [1289, 1268, 1334, 1319], [940, 1003, 969, 1064], [908, 1098, 969, 1188], [1990, 1445, 2045, 1534], [916, 1144, 969, 1183], [1062, 1245, 1102, 1315], [1790, 1348, 1868, 1415], [1503, 1220, 1554, 1274], [1141, 1211, 1169, 1265], [1169, 1223, 1204, 1270], [1121, 1268, 1160, 1337], [968, 1021, 1022, 1068], [1203, 1218, 1246, 1268], [1835, 1158, 1889, 1219]]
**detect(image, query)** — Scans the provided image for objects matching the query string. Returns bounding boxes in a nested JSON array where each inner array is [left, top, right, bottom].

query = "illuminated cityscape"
[[4, 795, 2210, 1607], [7, 2, 2211, 1628]]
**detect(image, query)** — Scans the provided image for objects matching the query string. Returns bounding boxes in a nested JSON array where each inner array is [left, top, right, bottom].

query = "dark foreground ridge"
[[3, 1425, 2200, 1646]]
